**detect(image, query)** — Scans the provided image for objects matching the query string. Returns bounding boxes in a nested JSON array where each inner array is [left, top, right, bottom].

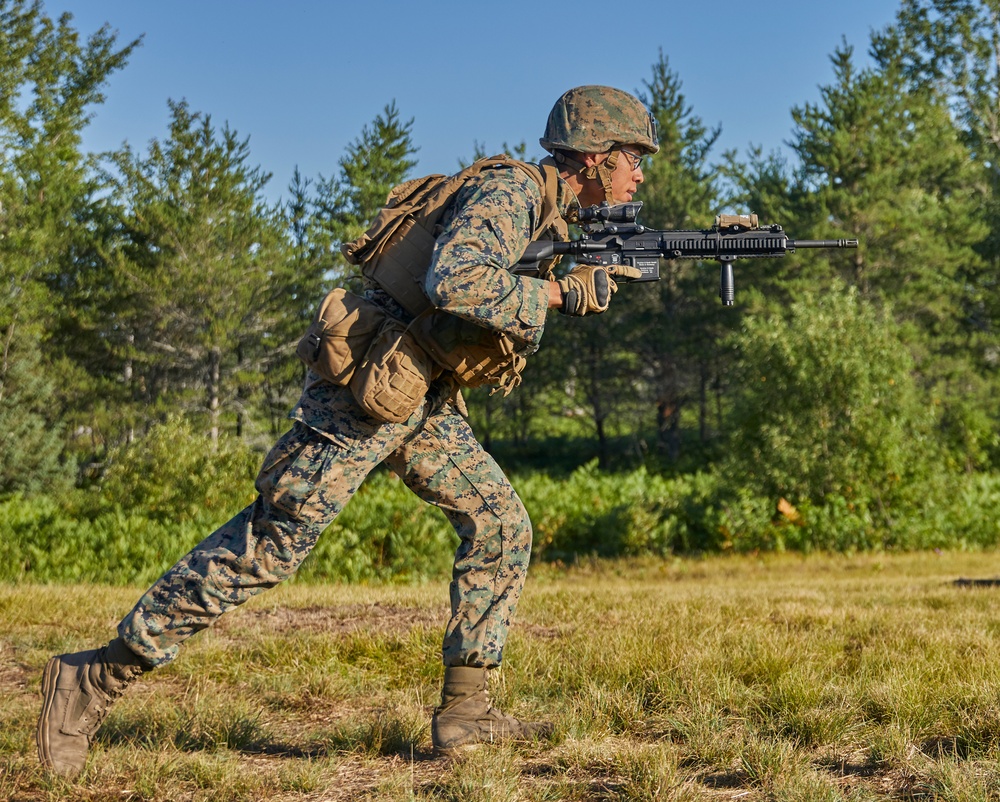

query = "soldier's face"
[[572, 146, 647, 207], [609, 146, 644, 203]]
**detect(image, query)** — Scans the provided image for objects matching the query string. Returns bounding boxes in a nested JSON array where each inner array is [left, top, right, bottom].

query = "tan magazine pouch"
[[349, 315, 442, 423], [295, 288, 386, 385], [413, 312, 526, 395]]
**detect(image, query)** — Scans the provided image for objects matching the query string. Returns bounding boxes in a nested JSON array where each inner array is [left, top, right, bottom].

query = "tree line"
[[4, 0, 1000, 554]]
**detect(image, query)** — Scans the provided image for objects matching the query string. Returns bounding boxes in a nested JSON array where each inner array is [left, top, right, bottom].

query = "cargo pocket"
[[254, 424, 335, 522]]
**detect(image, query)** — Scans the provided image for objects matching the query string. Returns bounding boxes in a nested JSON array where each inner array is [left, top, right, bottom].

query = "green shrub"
[[717, 285, 950, 542], [80, 416, 260, 523], [521, 462, 723, 560], [0, 493, 213, 585], [7, 411, 1000, 586], [3, 418, 459, 585]]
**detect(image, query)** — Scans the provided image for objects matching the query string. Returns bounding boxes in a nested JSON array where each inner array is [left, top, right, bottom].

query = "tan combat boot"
[[431, 665, 553, 754], [37, 637, 149, 778]]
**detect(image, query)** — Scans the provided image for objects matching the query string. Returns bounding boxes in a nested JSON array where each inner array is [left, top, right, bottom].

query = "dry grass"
[[4, 551, 1000, 800]]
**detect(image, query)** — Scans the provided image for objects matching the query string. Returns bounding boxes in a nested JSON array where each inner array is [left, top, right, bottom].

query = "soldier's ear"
[[580, 153, 607, 168]]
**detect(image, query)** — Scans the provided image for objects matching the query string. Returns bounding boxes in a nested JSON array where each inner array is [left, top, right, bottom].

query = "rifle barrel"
[[791, 239, 859, 249]]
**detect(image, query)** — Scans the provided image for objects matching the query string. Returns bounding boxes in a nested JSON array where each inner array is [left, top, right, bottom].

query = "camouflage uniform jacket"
[[293, 164, 578, 434]]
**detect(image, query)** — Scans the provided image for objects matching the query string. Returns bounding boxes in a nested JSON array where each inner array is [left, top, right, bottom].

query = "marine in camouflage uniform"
[[119, 161, 579, 671], [36, 85, 659, 776]]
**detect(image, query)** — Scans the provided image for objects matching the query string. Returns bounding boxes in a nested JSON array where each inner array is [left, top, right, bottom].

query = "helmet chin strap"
[[553, 149, 621, 205]]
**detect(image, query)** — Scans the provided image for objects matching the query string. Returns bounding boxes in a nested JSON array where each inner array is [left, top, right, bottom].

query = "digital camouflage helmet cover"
[[539, 85, 659, 156]]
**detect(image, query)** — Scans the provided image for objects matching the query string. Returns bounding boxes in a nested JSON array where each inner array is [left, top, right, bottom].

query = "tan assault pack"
[[342, 154, 567, 395], [342, 154, 566, 316]]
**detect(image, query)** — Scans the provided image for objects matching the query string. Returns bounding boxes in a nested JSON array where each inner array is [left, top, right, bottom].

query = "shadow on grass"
[[99, 708, 437, 761], [697, 769, 749, 789], [920, 735, 972, 760], [815, 754, 884, 779]]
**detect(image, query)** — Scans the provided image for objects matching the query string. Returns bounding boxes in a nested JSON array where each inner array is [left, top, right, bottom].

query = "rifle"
[[515, 202, 859, 305]]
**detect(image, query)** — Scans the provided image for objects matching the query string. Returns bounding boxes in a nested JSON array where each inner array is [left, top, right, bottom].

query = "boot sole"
[[36, 656, 61, 770], [433, 729, 555, 757], [432, 740, 487, 758]]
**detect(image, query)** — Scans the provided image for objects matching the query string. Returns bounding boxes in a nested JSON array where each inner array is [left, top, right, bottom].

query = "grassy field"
[[4, 551, 1000, 801]]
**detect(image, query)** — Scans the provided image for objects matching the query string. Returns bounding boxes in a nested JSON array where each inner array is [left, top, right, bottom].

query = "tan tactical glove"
[[557, 264, 642, 316]]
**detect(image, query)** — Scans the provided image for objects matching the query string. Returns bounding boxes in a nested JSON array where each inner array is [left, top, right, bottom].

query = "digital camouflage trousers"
[[118, 391, 532, 670]]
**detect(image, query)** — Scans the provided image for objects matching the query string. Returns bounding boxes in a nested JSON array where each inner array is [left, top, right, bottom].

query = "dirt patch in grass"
[[216, 602, 445, 638], [214, 604, 570, 646], [0, 643, 33, 692], [518, 622, 564, 639]]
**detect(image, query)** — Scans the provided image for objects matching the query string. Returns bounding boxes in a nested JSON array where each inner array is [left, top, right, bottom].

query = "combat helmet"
[[540, 85, 658, 204], [540, 85, 658, 156]]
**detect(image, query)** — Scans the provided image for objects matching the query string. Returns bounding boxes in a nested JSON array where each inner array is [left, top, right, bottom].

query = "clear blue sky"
[[43, 1, 903, 205]]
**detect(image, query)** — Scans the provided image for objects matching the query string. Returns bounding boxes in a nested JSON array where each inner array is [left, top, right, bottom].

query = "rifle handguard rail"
[[517, 202, 859, 305]]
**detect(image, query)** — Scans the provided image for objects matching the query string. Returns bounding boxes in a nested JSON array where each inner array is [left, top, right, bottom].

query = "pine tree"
[[629, 52, 726, 463], [872, 0, 1000, 467], [0, 0, 138, 489], [787, 43, 990, 468], [307, 101, 418, 287], [875, 1, 1000, 167], [100, 100, 294, 447], [0, 337, 69, 494]]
